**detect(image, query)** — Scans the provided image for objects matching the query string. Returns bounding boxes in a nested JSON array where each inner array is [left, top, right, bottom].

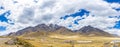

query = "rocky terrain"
[[3, 24, 120, 47], [7, 24, 114, 37]]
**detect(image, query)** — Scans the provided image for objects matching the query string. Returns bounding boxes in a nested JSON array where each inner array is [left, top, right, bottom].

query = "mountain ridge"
[[7, 24, 115, 37], [76, 25, 113, 37]]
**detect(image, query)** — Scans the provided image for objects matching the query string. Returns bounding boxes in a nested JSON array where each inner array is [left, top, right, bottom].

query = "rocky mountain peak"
[[77, 25, 112, 37], [79, 25, 96, 33], [7, 24, 113, 37]]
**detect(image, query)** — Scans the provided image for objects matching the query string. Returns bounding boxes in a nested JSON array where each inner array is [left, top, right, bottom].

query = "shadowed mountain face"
[[77, 25, 112, 37], [8, 24, 114, 37], [8, 24, 72, 36], [34, 24, 63, 32]]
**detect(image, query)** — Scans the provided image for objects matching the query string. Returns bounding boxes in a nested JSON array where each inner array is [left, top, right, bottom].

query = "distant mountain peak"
[[34, 24, 63, 32], [77, 25, 112, 37], [7, 24, 113, 37], [48, 24, 62, 29], [85, 25, 94, 28], [79, 25, 96, 33], [35, 24, 49, 29], [83, 25, 94, 28]]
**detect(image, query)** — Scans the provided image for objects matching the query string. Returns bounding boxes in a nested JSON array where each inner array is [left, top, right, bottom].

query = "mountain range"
[[7, 24, 114, 37]]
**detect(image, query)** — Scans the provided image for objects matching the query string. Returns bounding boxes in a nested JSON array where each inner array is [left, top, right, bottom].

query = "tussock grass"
[[15, 37, 34, 47], [16, 34, 120, 47]]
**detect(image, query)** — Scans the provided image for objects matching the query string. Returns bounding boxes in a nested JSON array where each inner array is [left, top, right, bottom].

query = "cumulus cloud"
[[18, 7, 35, 24], [110, 3, 120, 8], [0, 0, 120, 35]]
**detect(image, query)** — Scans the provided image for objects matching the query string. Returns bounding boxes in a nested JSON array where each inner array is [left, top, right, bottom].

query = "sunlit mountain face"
[[0, 0, 120, 36]]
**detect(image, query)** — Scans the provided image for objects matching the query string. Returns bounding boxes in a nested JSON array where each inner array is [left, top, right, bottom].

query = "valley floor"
[[1, 35, 120, 47], [18, 35, 120, 47]]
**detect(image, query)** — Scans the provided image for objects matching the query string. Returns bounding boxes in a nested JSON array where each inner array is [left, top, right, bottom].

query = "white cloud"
[[0, 0, 120, 35], [110, 3, 120, 8]]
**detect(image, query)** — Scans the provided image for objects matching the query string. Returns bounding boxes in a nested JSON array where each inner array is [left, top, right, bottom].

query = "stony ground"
[[0, 38, 23, 47], [22, 35, 120, 47]]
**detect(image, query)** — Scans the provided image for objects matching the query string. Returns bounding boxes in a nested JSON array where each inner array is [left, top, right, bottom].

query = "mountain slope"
[[8, 24, 113, 37], [8, 24, 72, 36], [77, 25, 112, 37]]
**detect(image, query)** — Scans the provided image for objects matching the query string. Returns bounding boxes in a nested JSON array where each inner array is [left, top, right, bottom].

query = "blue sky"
[[60, 9, 90, 20], [0, 6, 4, 10], [104, 0, 120, 3], [111, 2, 120, 29], [60, 9, 90, 25], [104, 0, 120, 29], [0, 0, 120, 35], [0, 10, 11, 22], [114, 21, 120, 29], [0, 26, 6, 31], [104, 0, 120, 11], [0, 10, 11, 31]]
